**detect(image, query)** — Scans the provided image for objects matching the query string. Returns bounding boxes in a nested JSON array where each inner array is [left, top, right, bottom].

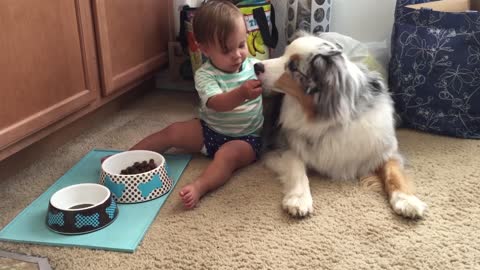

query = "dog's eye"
[[288, 61, 299, 72]]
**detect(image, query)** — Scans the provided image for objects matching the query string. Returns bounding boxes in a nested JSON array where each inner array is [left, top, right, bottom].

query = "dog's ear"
[[288, 30, 310, 44], [316, 42, 343, 57], [309, 46, 345, 93], [309, 52, 345, 120], [315, 32, 344, 51]]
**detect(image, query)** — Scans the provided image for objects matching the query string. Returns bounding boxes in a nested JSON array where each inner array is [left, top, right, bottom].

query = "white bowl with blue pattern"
[[99, 150, 172, 203], [47, 183, 118, 235]]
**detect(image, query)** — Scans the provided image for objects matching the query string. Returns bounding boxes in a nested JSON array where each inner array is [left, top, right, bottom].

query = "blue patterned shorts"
[[200, 120, 262, 160]]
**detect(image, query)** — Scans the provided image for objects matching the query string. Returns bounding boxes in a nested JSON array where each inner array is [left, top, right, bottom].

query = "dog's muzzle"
[[254, 63, 265, 76]]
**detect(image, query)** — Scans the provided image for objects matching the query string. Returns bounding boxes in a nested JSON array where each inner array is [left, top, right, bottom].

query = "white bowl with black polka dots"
[[99, 150, 172, 203]]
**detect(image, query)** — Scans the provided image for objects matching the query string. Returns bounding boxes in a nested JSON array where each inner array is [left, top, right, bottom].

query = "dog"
[[255, 32, 427, 219]]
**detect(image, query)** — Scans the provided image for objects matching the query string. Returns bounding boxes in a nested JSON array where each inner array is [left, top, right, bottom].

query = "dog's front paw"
[[390, 192, 427, 219], [282, 192, 313, 217]]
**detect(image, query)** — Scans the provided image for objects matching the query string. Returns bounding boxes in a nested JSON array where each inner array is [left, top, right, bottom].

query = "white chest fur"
[[279, 95, 399, 180]]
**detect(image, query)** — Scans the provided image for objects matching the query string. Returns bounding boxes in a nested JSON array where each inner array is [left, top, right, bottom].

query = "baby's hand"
[[240, 80, 263, 100]]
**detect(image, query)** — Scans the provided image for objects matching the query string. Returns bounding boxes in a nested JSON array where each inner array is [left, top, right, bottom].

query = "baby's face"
[[203, 15, 249, 73]]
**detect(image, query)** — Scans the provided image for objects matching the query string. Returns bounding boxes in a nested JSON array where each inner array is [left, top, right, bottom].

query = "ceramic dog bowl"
[[99, 150, 172, 203], [46, 183, 118, 235]]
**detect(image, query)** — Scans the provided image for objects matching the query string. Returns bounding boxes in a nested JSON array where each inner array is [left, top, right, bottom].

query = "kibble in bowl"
[[120, 159, 158, 175], [100, 150, 172, 203]]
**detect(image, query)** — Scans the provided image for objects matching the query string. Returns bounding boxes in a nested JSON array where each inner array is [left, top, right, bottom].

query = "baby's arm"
[[207, 80, 262, 112]]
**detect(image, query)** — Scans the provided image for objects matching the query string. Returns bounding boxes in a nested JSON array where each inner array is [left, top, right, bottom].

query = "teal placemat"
[[0, 149, 191, 253]]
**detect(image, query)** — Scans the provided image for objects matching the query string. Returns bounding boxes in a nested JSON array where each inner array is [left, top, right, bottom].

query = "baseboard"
[[155, 69, 195, 92]]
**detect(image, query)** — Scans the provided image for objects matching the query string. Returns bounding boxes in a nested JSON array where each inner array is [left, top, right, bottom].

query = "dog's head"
[[255, 32, 368, 121]]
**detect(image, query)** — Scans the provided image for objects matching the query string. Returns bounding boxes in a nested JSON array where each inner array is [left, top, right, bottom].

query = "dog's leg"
[[379, 159, 427, 218], [264, 150, 313, 217]]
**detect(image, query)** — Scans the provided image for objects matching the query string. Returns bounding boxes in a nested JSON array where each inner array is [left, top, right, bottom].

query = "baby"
[[129, 0, 263, 209]]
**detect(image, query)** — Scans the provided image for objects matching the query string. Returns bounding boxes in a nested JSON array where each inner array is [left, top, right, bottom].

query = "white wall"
[[271, 0, 396, 66], [271, 0, 396, 43], [330, 0, 396, 43], [331, 0, 396, 68]]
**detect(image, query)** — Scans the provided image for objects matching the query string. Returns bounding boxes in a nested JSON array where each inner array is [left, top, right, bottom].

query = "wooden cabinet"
[[0, 0, 171, 161], [0, 0, 99, 152], [93, 0, 170, 96]]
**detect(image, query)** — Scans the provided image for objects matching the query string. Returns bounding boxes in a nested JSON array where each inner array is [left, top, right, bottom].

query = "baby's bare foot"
[[179, 183, 201, 209]]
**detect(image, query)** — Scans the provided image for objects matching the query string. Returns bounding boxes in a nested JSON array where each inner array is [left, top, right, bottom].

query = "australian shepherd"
[[255, 32, 427, 219]]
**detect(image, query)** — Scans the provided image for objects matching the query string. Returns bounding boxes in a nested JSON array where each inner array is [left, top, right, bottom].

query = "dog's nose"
[[254, 63, 265, 75]]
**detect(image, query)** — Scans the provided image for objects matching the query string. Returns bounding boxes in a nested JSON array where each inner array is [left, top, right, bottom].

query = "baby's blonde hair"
[[193, 0, 244, 52]]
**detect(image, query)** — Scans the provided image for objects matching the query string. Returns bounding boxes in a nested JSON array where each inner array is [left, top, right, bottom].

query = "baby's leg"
[[101, 119, 203, 163], [130, 119, 204, 153], [180, 140, 256, 209]]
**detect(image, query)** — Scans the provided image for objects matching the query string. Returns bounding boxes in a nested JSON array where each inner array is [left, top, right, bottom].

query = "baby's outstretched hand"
[[240, 80, 263, 100]]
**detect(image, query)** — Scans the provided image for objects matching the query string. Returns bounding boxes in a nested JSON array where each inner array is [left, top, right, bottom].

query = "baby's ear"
[[197, 42, 209, 57]]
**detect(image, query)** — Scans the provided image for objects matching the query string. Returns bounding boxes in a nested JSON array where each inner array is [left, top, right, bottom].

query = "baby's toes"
[[179, 187, 191, 198], [182, 193, 193, 203], [184, 196, 197, 209]]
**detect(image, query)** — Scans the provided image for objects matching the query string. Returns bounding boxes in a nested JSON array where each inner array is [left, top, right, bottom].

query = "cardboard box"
[[472, 0, 480, 9], [407, 0, 479, 12]]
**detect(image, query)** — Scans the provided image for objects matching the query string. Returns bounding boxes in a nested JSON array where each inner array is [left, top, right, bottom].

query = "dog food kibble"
[[120, 159, 157, 175]]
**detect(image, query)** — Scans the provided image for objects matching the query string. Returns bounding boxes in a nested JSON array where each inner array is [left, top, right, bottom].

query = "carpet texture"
[[1, 90, 479, 270]]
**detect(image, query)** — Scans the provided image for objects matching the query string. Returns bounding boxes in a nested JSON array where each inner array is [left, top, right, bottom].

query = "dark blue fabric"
[[389, 0, 480, 138], [200, 120, 262, 159]]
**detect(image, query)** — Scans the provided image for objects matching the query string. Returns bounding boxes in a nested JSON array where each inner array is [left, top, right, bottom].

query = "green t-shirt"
[[195, 57, 264, 137]]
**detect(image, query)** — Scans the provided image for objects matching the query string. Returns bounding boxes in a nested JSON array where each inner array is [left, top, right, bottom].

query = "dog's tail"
[[359, 174, 383, 193], [359, 154, 411, 194]]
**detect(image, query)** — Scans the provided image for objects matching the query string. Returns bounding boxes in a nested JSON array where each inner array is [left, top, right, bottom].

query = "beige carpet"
[[1, 90, 479, 270]]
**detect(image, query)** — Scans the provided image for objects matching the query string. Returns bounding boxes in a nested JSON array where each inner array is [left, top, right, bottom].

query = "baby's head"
[[193, 0, 248, 73]]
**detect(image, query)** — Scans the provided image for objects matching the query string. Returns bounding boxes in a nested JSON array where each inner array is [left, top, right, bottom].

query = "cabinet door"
[[93, 0, 170, 96], [0, 0, 99, 150]]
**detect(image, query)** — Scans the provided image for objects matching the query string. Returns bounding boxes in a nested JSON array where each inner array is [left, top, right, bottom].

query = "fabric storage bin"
[[389, 0, 480, 138]]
